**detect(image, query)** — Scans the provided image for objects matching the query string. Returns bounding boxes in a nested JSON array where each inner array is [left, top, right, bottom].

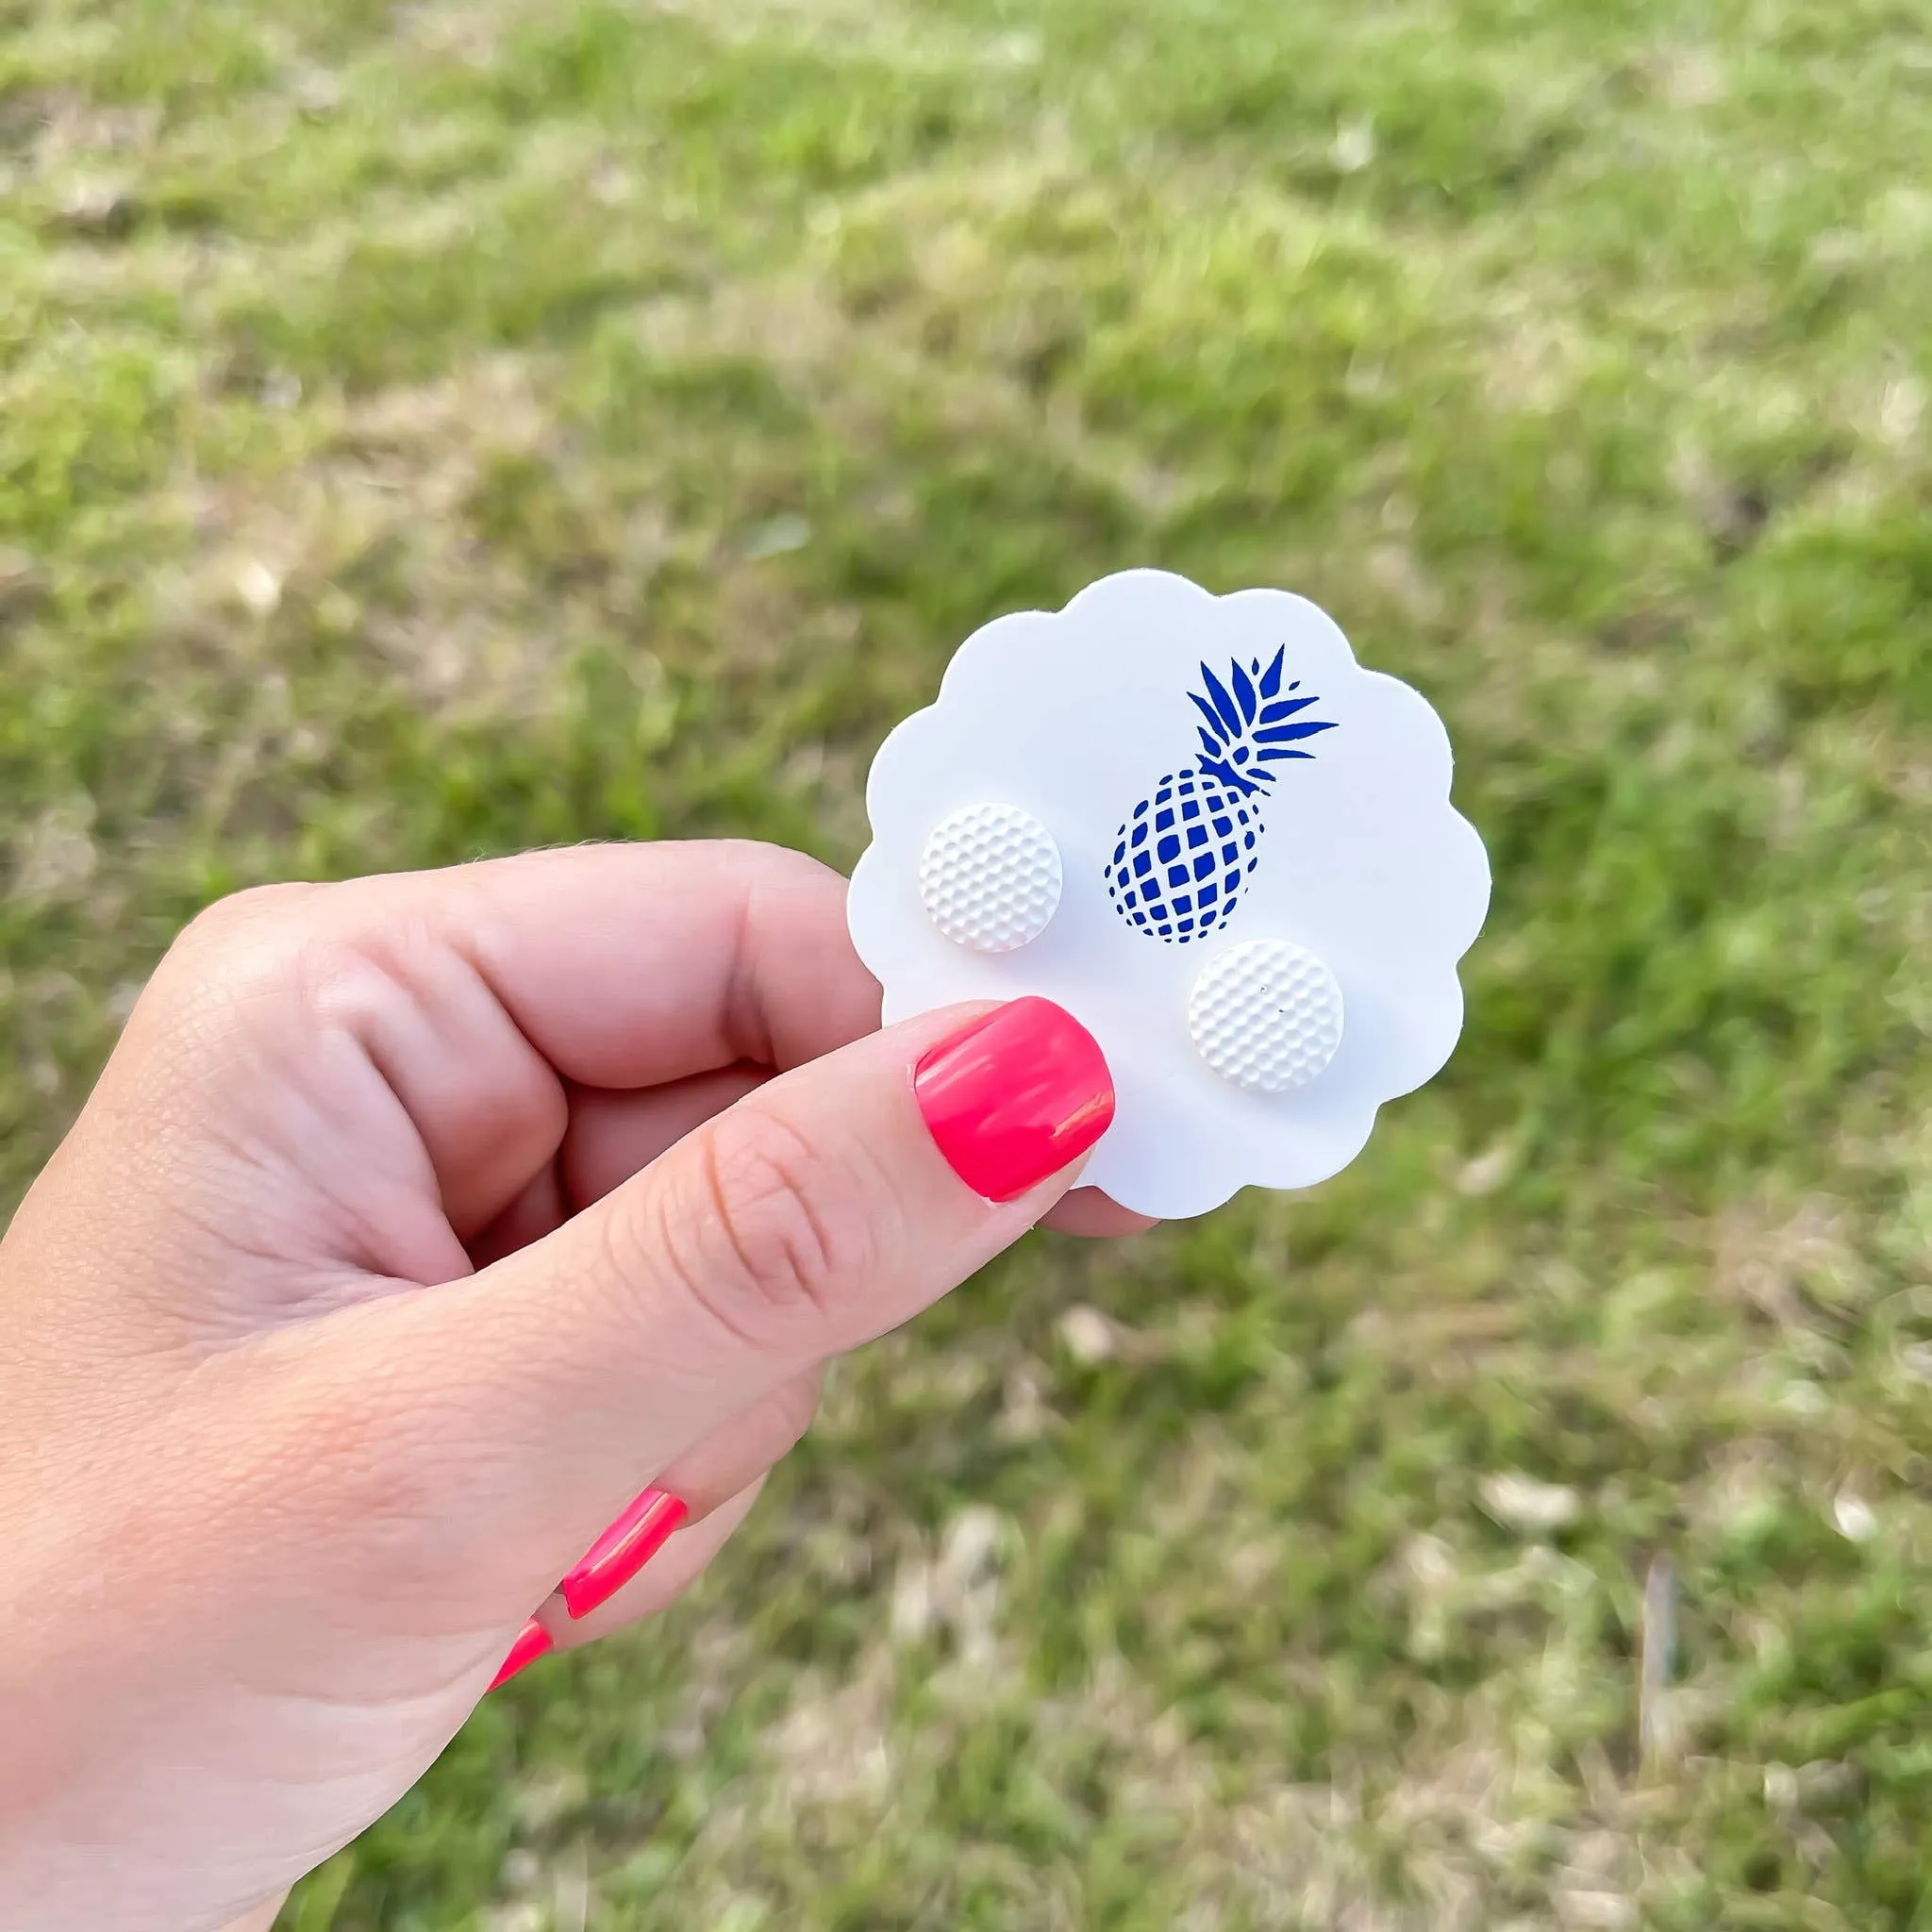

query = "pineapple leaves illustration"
[[1106, 645, 1336, 944]]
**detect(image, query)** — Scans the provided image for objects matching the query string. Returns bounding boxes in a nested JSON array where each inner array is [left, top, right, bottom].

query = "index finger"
[[346, 840, 883, 1089]]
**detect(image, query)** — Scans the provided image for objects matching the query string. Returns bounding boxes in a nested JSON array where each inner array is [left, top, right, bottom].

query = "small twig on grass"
[[1639, 1553, 1678, 1771]]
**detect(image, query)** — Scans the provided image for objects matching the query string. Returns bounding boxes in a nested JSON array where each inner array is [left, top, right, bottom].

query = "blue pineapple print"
[[1106, 645, 1336, 942]]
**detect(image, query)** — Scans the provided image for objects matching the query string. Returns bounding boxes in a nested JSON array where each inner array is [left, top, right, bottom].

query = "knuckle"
[[112, 885, 329, 1077], [163, 885, 435, 1042], [657, 1107, 874, 1349], [714, 837, 841, 887], [174, 880, 319, 958], [152, 883, 325, 1010]]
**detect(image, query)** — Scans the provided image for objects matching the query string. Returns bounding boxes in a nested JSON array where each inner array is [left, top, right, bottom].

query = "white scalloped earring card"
[[847, 568, 1491, 1221]]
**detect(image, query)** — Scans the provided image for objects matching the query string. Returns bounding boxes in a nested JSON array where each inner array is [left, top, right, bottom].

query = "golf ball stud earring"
[[918, 804, 1063, 954], [1187, 940, 1343, 1093]]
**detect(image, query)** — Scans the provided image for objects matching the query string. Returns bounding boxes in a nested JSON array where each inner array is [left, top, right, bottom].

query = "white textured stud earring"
[[917, 803, 1063, 954], [1187, 940, 1343, 1094]]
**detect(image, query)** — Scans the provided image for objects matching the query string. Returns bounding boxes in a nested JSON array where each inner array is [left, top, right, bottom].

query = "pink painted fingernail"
[[490, 1618, 552, 1690], [559, 1488, 689, 1621], [913, 997, 1115, 1203]]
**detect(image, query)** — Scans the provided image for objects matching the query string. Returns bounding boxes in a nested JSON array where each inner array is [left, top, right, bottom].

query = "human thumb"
[[313, 996, 1113, 1593]]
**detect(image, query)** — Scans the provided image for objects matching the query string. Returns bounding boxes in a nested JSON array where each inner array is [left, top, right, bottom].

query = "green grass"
[[4, 0, 1929, 1924]]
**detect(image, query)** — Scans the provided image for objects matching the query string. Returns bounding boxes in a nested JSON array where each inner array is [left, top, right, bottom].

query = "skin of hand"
[[0, 841, 1146, 1932]]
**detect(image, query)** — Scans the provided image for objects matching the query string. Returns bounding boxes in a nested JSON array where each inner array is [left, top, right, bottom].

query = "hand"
[[0, 842, 1142, 1932]]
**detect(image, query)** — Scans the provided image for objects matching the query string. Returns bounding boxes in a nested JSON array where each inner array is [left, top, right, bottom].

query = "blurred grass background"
[[3, 0, 1929, 1925]]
